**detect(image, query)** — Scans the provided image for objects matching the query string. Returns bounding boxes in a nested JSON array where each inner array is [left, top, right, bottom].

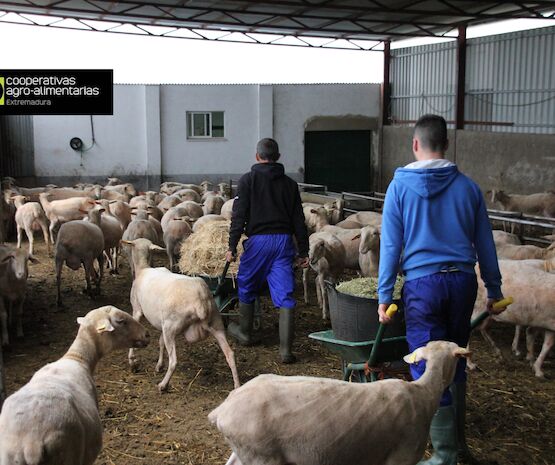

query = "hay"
[[336, 276, 404, 300], [178, 220, 243, 277]]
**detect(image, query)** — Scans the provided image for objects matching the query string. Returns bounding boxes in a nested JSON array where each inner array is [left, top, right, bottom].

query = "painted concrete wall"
[[34, 85, 148, 185], [32, 83, 380, 187], [273, 84, 380, 180], [381, 127, 555, 195]]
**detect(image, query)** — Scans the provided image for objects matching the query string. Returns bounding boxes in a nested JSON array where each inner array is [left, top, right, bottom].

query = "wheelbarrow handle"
[[367, 304, 398, 368], [470, 296, 514, 331], [214, 260, 232, 297]]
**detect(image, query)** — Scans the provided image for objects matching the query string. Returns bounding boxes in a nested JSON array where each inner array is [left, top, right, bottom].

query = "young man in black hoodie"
[[226, 138, 309, 363]]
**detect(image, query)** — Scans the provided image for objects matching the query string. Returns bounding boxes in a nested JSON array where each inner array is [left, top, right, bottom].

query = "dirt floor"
[[2, 238, 555, 465]]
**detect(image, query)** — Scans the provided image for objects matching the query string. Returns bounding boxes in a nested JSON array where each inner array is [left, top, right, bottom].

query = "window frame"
[[187, 111, 225, 139]]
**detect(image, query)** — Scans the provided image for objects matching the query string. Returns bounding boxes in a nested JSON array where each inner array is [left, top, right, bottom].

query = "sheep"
[[161, 205, 195, 232], [492, 230, 521, 246], [55, 206, 105, 307], [174, 188, 201, 203], [174, 200, 204, 221], [303, 199, 344, 225], [192, 214, 227, 233], [200, 180, 213, 194], [496, 242, 555, 260], [303, 231, 346, 319], [209, 340, 470, 465], [491, 190, 555, 218], [123, 238, 240, 392], [46, 186, 101, 201], [108, 200, 132, 230], [103, 182, 137, 199], [358, 225, 381, 277], [303, 206, 329, 234], [320, 225, 361, 270], [106, 176, 124, 186], [121, 210, 159, 277], [0, 245, 38, 346], [92, 200, 123, 274], [473, 260, 555, 377], [128, 195, 149, 209], [132, 207, 164, 247], [0, 346, 5, 408], [220, 198, 235, 220], [217, 182, 232, 200], [203, 194, 225, 215], [160, 182, 202, 195], [157, 194, 182, 212], [146, 204, 164, 222], [0, 305, 149, 465], [163, 218, 193, 271], [337, 211, 383, 229], [39, 193, 96, 244], [99, 189, 129, 202], [12, 195, 50, 256]]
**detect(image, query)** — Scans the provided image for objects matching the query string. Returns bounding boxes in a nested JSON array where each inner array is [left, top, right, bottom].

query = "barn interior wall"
[[380, 127, 555, 194]]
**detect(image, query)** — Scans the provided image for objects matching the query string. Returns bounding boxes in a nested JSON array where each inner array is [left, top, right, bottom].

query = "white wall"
[[273, 84, 380, 179], [32, 83, 381, 185], [160, 85, 259, 180], [34, 85, 148, 180]]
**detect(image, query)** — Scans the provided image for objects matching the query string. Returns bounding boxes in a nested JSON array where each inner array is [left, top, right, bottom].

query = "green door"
[[304, 130, 371, 192]]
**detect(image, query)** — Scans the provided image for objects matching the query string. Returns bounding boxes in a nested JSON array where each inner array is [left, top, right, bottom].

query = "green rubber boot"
[[228, 302, 255, 346], [279, 307, 297, 364], [452, 382, 478, 464], [418, 405, 458, 465]]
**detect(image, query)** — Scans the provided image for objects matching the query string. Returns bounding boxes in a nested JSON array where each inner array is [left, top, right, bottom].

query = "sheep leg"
[[480, 320, 503, 358], [155, 333, 165, 373], [82, 259, 94, 299], [318, 274, 329, 320], [48, 220, 57, 245], [512, 325, 522, 357], [225, 452, 243, 465], [128, 288, 144, 370], [96, 253, 104, 295], [158, 326, 178, 393], [16, 224, 23, 250], [55, 255, 64, 308], [112, 246, 119, 274], [0, 299, 8, 347], [532, 330, 554, 379], [315, 275, 322, 307], [302, 268, 309, 305], [209, 326, 241, 389], [39, 219, 50, 254], [525, 326, 539, 364]]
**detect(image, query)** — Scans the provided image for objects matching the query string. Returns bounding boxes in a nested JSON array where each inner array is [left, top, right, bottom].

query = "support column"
[[381, 40, 391, 126], [257, 84, 273, 140], [144, 85, 162, 190], [455, 25, 467, 130]]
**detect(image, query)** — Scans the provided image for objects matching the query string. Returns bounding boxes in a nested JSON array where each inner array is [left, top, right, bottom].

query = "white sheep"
[[0, 346, 5, 409], [55, 206, 105, 307], [220, 198, 235, 220], [492, 230, 521, 246], [303, 231, 346, 319], [209, 341, 470, 465], [491, 190, 555, 218], [496, 242, 555, 260], [12, 195, 51, 256], [163, 217, 193, 271], [93, 200, 124, 274], [358, 225, 381, 277], [192, 214, 227, 233], [39, 193, 96, 244], [0, 245, 38, 346], [108, 200, 132, 230], [124, 238, 240, 392], [302, 206, 329, 234], [473, 260, 555, 377], [174, 200, 204, 221], [0, 306, 149, 465], [122, 209, 160, 277], [203, 194, 226, 215]]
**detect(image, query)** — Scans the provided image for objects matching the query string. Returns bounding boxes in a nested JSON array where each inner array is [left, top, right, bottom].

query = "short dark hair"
[[256, 138, 280, 162], [414, 114, 448, 153]]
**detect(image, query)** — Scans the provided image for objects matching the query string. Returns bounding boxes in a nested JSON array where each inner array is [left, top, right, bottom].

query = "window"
[[186, 111, 225, 138]]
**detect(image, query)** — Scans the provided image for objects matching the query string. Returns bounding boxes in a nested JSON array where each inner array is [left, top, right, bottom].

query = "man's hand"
[[296, 256, 309, 269], [487, 297, 507, 315], [225, 250, 237, 263], [378, 303, 393, 324]]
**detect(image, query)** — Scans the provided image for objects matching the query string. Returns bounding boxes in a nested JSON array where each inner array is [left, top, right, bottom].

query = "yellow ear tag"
[[403, 351, 417, 364], [97, 323, 107, 332]]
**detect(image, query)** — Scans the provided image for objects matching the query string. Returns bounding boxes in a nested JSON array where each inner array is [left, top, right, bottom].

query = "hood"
[[251, 162, 285, 180], [394, 165, 459, 199]]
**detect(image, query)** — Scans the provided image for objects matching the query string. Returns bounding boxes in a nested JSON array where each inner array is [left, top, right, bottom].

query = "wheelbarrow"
[[200, 261, 262, 329], [309, 297, 513, 383]]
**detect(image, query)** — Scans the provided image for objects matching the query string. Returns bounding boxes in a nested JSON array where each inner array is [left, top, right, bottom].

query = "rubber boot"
[[228, 302, 254, 346], [418, 405, 458, 465], [451, 382, 478, 464], [279, 307, 297, 364]]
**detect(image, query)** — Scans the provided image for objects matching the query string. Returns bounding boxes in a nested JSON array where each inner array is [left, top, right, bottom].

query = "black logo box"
[[0, 69, 113, 115]]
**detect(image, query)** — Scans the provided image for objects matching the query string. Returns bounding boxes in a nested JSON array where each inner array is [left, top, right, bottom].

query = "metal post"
[[455, 25, 467, 130], [381, 40, 391, 126]]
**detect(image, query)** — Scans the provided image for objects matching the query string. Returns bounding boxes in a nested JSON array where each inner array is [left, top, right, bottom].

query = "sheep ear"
[[77, 317, 85, 326], [310, 209, 318, 214], [120, 240, 135, 247], [150, 244, 166, 252], [351, 234, 361, 241], [96, 319, 115, 333], [28, 255, 39, 264], [453, 347, 471, 359], [403, 348, 423, 364]]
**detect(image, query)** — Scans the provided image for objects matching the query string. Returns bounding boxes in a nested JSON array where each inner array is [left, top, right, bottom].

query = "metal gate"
[[0, 115, 35, 179], [304, 130, 372, 192]]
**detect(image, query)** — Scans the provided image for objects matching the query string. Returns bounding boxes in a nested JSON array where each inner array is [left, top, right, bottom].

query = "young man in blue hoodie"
[[226, 138, 309, 363], [377, 115, 506, 465]]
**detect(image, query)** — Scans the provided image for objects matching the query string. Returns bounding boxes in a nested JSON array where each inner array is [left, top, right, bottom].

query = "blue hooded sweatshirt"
[[377, 163, 502, 303]]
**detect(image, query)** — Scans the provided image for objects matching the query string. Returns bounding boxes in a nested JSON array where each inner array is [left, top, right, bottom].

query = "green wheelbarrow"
[[200, 261, 262, 329], [309, 298, 514, 383]]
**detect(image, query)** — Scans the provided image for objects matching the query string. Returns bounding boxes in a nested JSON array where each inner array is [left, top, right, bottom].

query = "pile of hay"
[[336, 276, 404, 300], [178, 220, 243, 277]]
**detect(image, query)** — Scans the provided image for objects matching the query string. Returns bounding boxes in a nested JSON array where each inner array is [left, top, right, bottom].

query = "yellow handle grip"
[[386, 304, 398, 318], [493, 297, 513, 310]]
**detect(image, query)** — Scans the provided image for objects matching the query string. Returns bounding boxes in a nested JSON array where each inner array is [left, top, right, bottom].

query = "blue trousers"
[[237, 234, 296, 309], [403, 271, 478, 406]]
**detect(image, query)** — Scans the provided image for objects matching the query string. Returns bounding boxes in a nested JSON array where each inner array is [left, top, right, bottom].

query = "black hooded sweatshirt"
[[229, 162, 309, 258]]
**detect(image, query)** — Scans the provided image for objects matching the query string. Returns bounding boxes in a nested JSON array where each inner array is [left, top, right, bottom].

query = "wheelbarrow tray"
[[309, 330, 409, 365], [199, 275, 238, 313]]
